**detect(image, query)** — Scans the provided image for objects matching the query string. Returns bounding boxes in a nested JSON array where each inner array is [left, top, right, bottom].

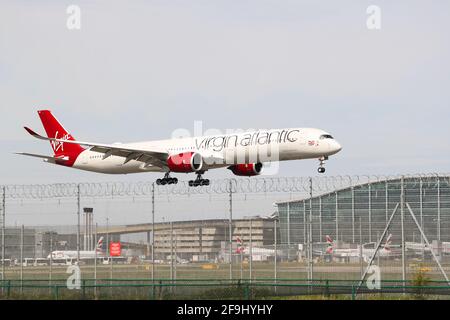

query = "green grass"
[[1, 262, 449, 300]]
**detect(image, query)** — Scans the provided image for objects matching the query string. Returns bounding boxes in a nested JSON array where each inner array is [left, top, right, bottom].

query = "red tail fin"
[[384, 234, 392, 251], [96, 237, 104, 252], [325, 235, 334, 254], [37, 110, 84, 157]]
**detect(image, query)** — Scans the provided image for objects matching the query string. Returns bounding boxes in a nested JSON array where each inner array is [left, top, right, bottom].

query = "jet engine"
[[228, 163, 263, 176], [167, 152, 203, 172]]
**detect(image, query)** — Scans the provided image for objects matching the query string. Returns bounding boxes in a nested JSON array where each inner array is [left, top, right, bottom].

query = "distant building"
[[0, 227, 36, 259], [276, 175, 450, 246], [152, 217, 277, 261]]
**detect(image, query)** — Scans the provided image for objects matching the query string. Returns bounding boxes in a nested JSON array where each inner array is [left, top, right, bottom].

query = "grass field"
[[1, 261, 450, 300], [3, 260, 449, 280]]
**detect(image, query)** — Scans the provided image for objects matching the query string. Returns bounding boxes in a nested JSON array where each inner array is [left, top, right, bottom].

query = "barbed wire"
[[0, 173, 448, 199]]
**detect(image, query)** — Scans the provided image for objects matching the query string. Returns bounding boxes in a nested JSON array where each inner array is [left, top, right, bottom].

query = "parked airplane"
[[406, 241, 450, 255], [48, 237, 104, 260], [18, 110, 342, 186], [236, 236, 276, 257], [326, 234, 394, 263], [405, 241, 432, 254]]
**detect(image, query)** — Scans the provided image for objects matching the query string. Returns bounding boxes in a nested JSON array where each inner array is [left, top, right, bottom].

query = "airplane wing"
[[23, 127, 170, 169], [15, 152, 68, 164]]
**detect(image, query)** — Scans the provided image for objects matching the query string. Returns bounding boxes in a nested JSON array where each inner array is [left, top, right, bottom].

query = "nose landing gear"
[[318, 156, 328, 173], [188, 172, 210, 187], [156, 172, 178, 185]]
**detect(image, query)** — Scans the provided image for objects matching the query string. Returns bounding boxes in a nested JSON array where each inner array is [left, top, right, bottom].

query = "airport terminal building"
[[276, 175, 450, 246]]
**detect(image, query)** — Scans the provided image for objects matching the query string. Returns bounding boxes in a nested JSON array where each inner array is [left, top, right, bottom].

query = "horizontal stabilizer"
[[15, 152, 68, 163]]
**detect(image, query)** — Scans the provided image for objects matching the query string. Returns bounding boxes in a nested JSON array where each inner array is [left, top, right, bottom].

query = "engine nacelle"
[[228, 163, 263, 176], [167, 152, 203, 173]]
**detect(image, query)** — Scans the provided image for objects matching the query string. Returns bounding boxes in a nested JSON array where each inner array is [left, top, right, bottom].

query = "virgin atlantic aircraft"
[[17, 110, 342, 187]]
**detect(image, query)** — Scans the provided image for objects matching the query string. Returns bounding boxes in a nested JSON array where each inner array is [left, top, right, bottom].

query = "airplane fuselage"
[[49, 250, 104, 260], [20, 110, 343, 182], [72, 128, 341, 174]]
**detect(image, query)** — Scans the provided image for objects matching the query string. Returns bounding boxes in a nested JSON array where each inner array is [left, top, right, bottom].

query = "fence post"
[[1, 186, 6, 292], [308, 178, 314, 287], [149, 282, 156, 300], [82, 279, 86, 299], [49, 234, 53, 295], [151, 182, 155, 292], [54, 285, 59, 300], [237, 279, 241, 293], [325, 280, 330, 298], [244, 283, 250, 300], [229, 180, 233, 281], [77, 184, 81, 264], [170, 221, 174, 294], [94, 224, 98, 300], [20, 225, 24, 296], [7, 280, 11, 298], [274, 219, 277, 294], [400, 176, 407, 294], [351, 285, 356, 300], [249, 218, 253, 283]]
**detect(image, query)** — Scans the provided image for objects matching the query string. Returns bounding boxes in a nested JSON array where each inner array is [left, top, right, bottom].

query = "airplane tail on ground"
[[384, 234, 392, 251], [236, 236, 244, 254], [96, 236, 104, 252], [325, 235, 333, 254], [37, 110, 84, 158]]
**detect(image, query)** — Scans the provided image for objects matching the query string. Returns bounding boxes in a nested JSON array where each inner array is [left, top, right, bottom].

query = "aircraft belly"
[[73, 156, 164, 174]]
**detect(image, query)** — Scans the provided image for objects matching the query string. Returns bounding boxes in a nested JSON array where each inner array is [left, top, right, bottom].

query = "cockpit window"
[[320, 134, 334, 139]]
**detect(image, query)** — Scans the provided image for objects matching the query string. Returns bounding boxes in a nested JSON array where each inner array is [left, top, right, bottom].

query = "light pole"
[[1, 186, 5, 285], [77, 184, 81, 264], [152, 183, 155, 284], [229, 180, 233, 281]]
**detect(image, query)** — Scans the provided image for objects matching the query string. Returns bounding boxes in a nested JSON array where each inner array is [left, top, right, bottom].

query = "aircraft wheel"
[[156, 179, 162, 185]]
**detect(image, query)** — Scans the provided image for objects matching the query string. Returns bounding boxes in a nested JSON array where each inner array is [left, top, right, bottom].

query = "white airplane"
[[405, 241, 432, 253], [48, 237, 104, 260], [18, 110, 342, 186], [406, 241, 450, 255], [326, 234, 394, 263], [235, 236, 276, 257]]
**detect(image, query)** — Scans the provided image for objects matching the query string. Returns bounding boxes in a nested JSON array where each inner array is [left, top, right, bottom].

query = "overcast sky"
[[1, 0, 449, 186]]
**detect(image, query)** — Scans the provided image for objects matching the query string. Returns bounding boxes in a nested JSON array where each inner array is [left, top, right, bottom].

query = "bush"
[[410, 264, 431, 299]]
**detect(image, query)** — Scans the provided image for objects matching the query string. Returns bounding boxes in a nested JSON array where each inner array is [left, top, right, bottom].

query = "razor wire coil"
[[1, 173, 449, 200]]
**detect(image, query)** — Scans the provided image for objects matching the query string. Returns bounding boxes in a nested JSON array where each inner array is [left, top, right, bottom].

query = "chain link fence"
[[1, 174, 450, 299]]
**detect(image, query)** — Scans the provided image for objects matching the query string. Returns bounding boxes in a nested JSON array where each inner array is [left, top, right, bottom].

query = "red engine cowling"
[[167, 152, 203, 173], [228, 163, 263, 176]]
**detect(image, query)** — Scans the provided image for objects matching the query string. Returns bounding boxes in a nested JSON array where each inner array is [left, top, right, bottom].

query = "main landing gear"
[[318, 156, 328, 174], [156, 173, 178, 185], [188, 172, 210, 187]]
